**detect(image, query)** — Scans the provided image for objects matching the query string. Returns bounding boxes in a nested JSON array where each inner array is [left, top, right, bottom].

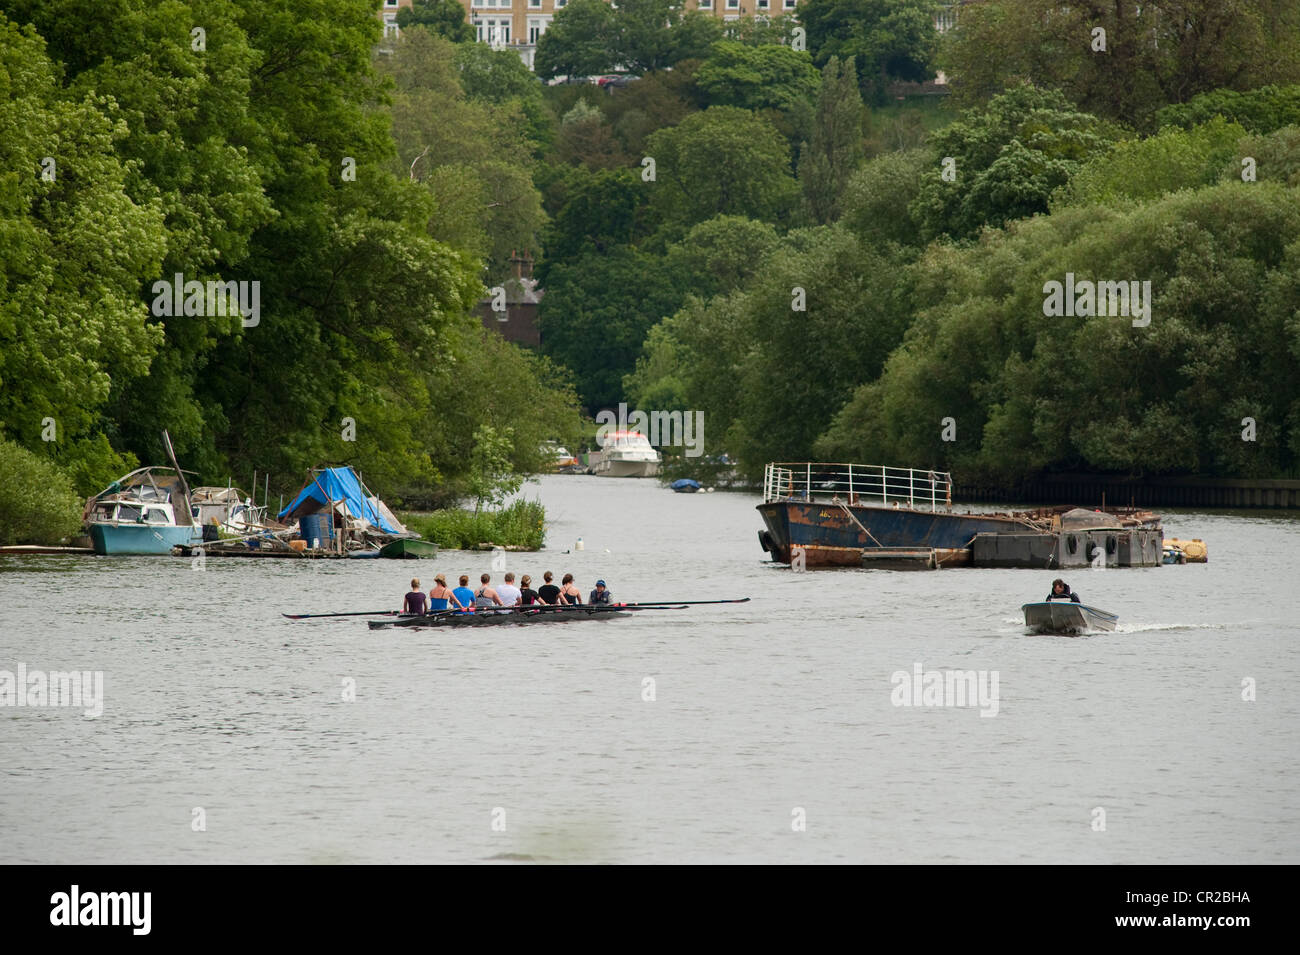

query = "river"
[[2, 474, 1297, 863]]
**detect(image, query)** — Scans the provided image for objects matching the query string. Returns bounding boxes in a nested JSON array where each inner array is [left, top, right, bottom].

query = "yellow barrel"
[[1165, 538, 1207, 562]]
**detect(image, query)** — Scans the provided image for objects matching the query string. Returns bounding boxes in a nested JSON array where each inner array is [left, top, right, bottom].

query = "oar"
[[283, 610, 399, 620], [618, 598, 751, 607]]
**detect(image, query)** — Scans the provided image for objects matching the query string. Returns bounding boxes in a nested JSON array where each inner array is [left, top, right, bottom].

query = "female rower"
[[518, 575, 540, 606], [559, 573, 583, 605], [403, 578, 427, 615], [428, 574, 466, 612]]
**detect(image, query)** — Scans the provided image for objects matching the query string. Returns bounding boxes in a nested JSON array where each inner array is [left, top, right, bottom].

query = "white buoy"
[[576, 537, 584, 551]]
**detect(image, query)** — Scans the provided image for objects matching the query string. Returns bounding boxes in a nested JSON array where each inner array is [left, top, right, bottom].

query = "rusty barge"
[[755, 463, 1163, 569]]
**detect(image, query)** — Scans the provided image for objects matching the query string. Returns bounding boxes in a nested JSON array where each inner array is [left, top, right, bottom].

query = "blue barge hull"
[[757, 501, 1029, 568]]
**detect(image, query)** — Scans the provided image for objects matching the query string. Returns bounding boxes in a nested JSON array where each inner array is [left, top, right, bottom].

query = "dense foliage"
[[4, 0, 1297, 519], [0, 3, 581, 518]]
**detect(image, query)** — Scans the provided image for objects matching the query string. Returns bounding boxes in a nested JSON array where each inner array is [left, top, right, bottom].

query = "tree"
[[694, 41, 821, 113], [0, 17, 168, 476], [800, 0, 942, 103], [1157, 85, 1300, 136], [396, 0, 475, 42], [1054, 118, 1245, 209], [798, 56, 865, 224], [614, 1, 721, 74], [534, 0, 619, 79], [644, 106, 799, 238], [908, 84, 1120, 242], [817, 182, 1300, 481], [539, 167, 644, 268], [0, 439, 84, 545], [465, 424, 523, 513], [840, 148, 929, 248], [942, 1, 1300, 129], [539, 247, 686, 411]]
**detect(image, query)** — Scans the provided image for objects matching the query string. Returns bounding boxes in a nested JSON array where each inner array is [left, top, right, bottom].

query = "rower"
[[519, 575, 540, 606], [403, 578, 428, 615], [559, 573, 583, 605], [537, 571, 561, 605], [428, 574, 465, 612], [589, 579, 612, 605], [452, 575, 476, 613], [1046, 578, 1081, 603], [475, 573, 504, 608], [497, 572, 522, 608]]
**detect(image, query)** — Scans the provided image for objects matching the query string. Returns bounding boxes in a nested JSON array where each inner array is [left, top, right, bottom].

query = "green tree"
[[1157, 85, 1300, 135], [465, 424, 523, 513], [0, 18, 167, 473], [840, 147, 929, 247], [909, 84, 1120, 242], [798, 56, 865, 224], [800, 0, 941, 103], [645, 106, 798, 238], [1055, 118, 1245, 209], [534, 0, 619, 79], [694, 40, 820, 112], [943, 1, 1300, 129], [539, 247, 685, 410], [396, 0, 475, 42], [614, 1, 722, 74], [818, 182, 1300, 481], [0, 439, 84, 545]]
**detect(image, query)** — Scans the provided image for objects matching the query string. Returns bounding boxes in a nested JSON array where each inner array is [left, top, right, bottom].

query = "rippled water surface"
[[2, 475, 1297, 863]]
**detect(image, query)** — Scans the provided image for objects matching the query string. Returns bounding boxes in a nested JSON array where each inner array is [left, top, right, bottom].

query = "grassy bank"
[[400, 499, 546, 551]]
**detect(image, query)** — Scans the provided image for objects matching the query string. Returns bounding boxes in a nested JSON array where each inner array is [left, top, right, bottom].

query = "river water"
[[2, 474, 1297, 863]]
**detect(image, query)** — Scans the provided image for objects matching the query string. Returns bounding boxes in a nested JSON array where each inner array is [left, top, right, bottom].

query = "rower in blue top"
[[1046, 578, 1081, 603]]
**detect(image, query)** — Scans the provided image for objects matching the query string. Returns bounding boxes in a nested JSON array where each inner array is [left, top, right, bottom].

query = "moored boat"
[[1021, 602, 1119, 634], [670, 478, 701, 493], [594, 430, 661, 478], [757, 462, 1163, 569], [84, 463, 201, 555], [377, 536, 437, 559]]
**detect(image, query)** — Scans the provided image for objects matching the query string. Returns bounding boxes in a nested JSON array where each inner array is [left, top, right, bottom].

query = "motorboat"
[[1021, 601, 1119, 634], [594, 430, 661, 478]]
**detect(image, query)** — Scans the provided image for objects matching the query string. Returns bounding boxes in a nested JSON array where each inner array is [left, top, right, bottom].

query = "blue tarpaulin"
[[277, 467, 400, 534]]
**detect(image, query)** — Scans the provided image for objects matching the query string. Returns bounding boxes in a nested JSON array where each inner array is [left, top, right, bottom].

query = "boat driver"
[[589, 580, 612, 605], [1046, 578, 1081, 603]]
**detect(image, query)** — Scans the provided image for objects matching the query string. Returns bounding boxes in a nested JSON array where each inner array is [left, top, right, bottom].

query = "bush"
[[0, 439, 84, 545], [400, 498, 546, 550]]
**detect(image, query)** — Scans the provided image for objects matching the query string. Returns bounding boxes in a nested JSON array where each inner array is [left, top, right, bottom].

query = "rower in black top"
[[403, 578, 428, 615], [537, 571, 561, 605], [1046, 578, 1081, 603], [519, 575, 540, 606]]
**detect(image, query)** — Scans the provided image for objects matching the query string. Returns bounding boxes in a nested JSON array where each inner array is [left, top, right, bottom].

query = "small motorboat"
[[671, 479, 702, 493], [1021, 601, 1119, 634]]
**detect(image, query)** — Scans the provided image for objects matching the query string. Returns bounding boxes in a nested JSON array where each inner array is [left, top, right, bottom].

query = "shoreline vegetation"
[[400, 499, 547, 551]]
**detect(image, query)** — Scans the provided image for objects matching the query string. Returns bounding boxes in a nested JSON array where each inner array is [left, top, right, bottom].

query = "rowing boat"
[[369, 606, 633, 629], [281, 597, 750, 626], [1021, 601, 1119, 634]]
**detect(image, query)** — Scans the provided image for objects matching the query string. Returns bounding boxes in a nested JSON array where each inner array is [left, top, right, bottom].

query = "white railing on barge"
[[762, 463, 952, 512]]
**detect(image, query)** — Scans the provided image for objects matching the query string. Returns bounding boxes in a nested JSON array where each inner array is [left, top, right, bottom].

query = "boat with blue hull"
[[84, 465, 200, 555], [756, 463, 1162, 569]]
